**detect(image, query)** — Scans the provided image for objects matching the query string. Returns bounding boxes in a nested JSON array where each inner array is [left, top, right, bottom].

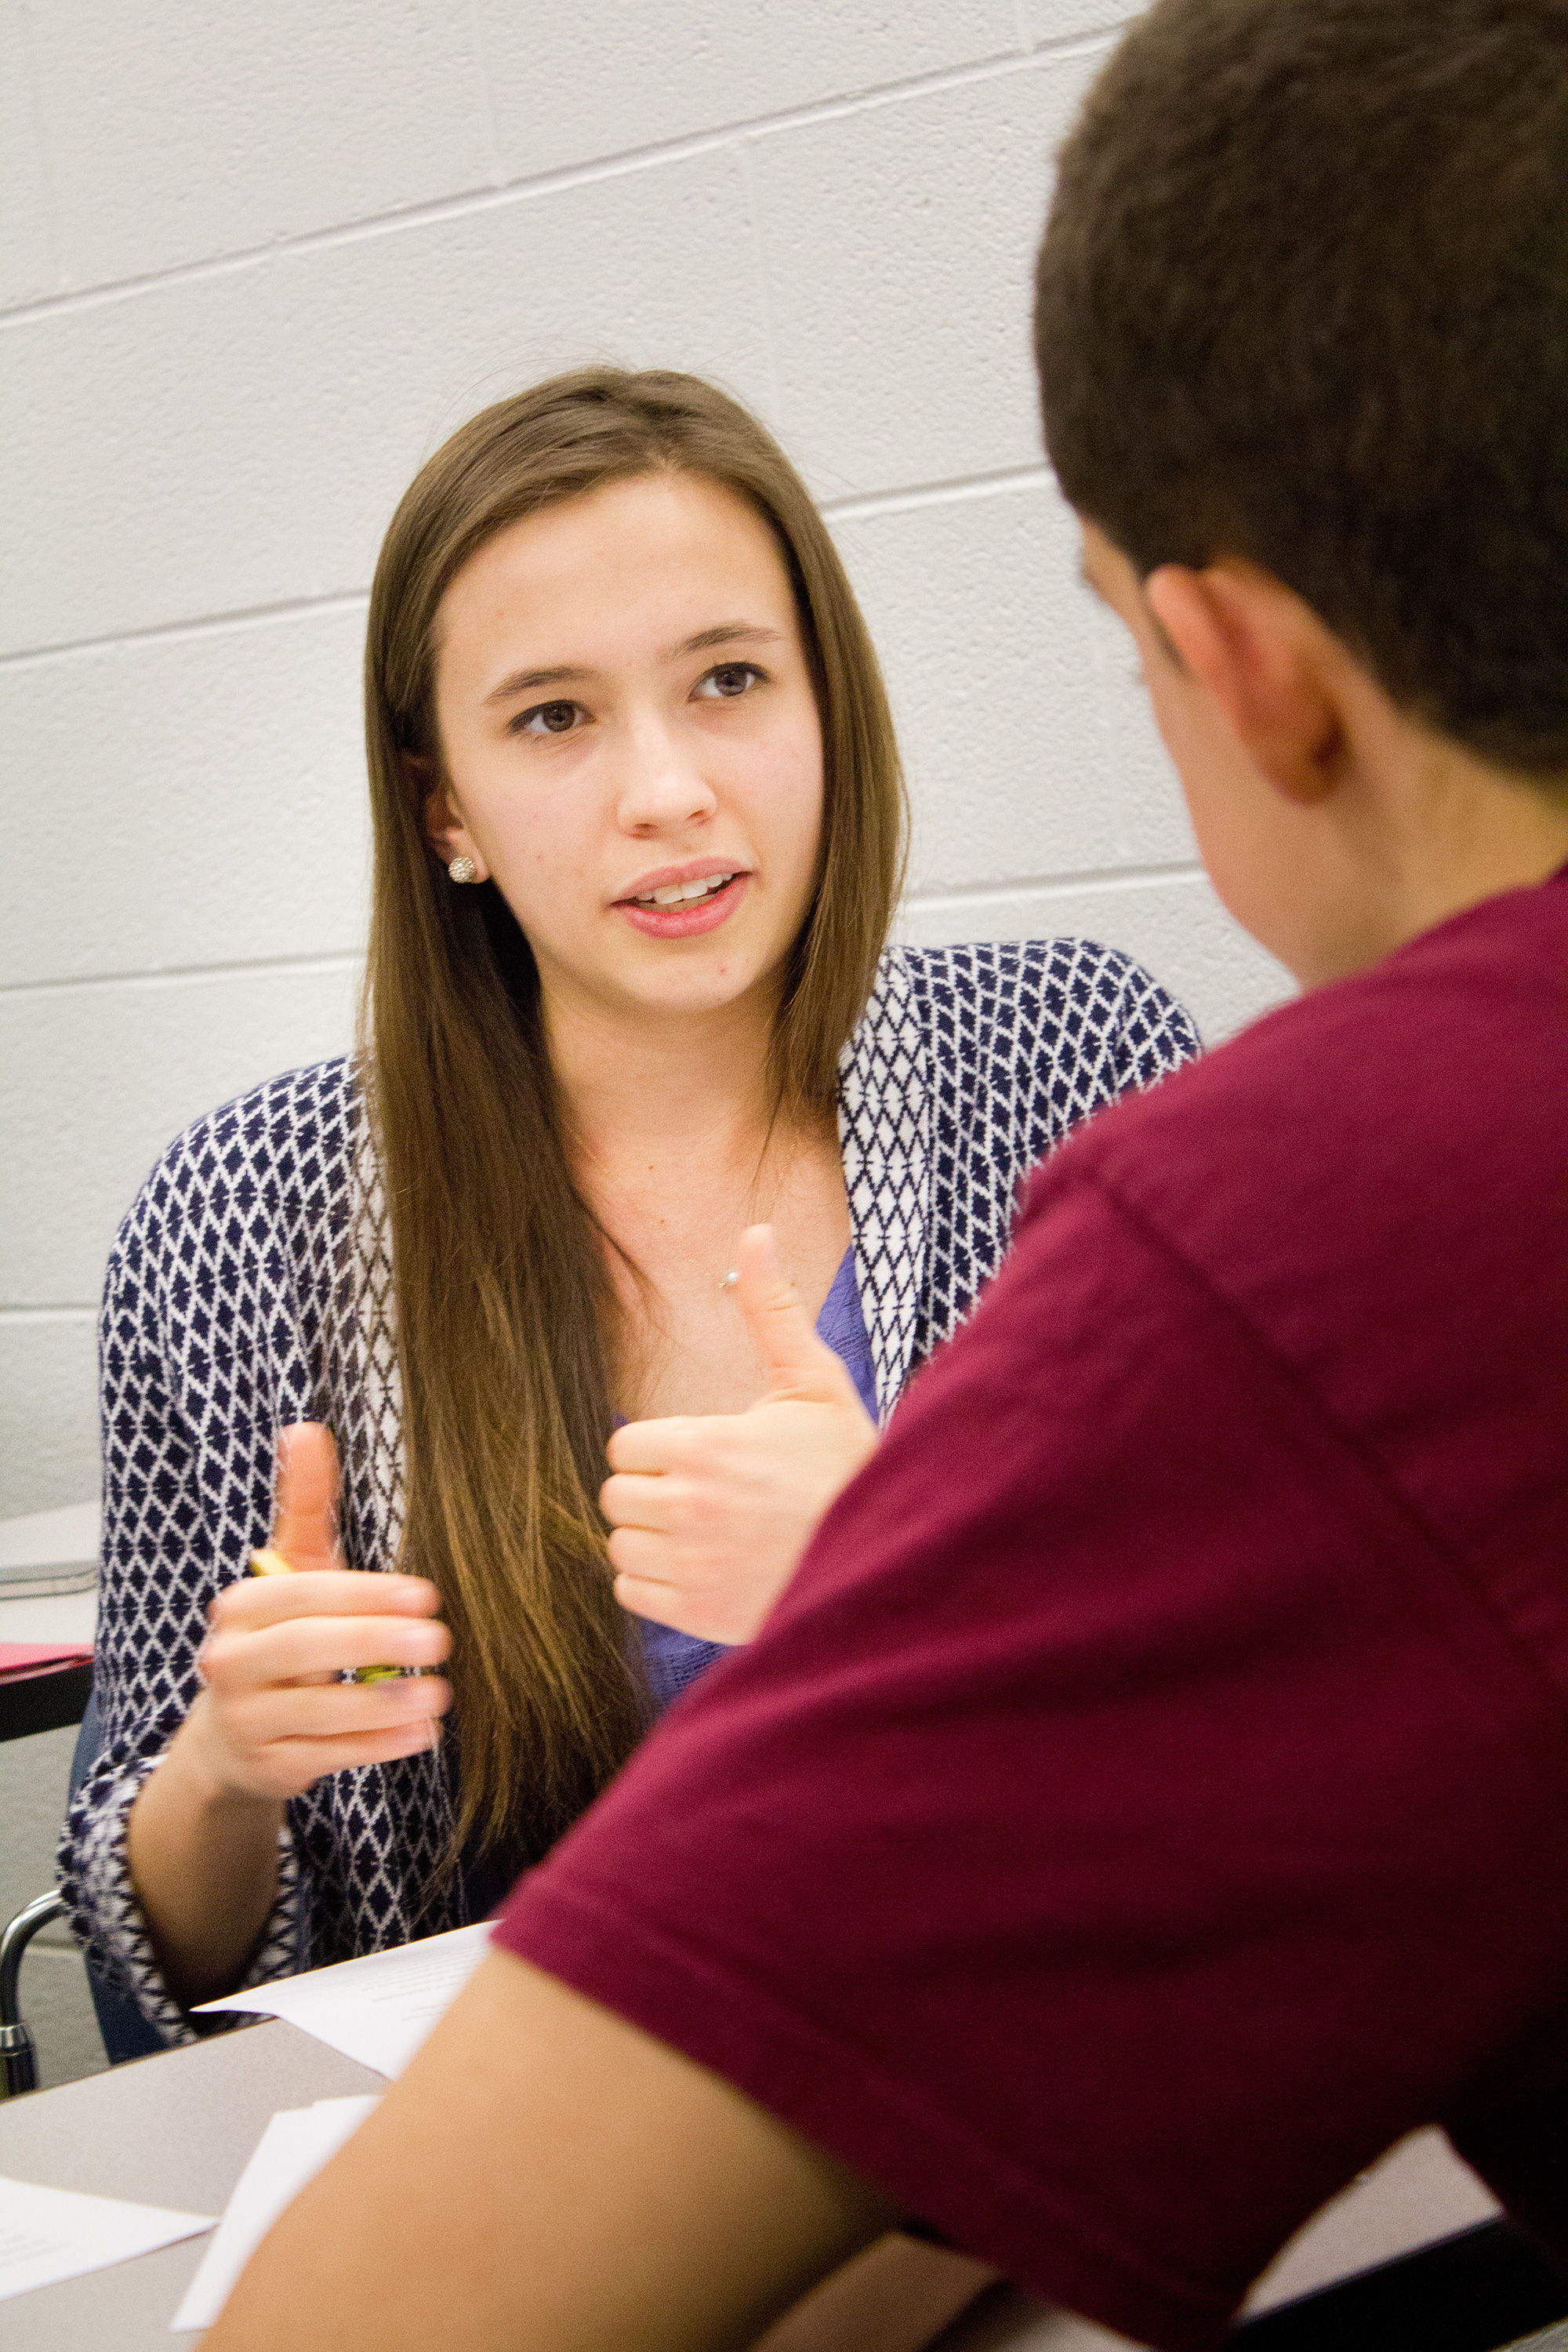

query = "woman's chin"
[[600, 946, 784, 1031], [530, 904, 797, 1033]]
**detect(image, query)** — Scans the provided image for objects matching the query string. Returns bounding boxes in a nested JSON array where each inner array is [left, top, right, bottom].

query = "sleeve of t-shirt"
[[495, 1159, 1568, 2351]]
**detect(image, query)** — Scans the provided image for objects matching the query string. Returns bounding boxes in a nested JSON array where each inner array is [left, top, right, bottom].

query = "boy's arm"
[[204, 1947, 902, 2352]]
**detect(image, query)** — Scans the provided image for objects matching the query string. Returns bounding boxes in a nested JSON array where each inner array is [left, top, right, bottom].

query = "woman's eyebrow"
[[665, 621, 786, 660], [482, 624, 784, 706], [483, 662, 593, 703]]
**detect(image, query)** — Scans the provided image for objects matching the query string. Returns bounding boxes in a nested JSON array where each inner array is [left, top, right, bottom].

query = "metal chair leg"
[[0, 1889, 67, 2096]]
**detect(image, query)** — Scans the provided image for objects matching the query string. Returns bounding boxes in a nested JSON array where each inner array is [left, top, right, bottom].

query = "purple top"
[[640, 1245, 875, 1711]]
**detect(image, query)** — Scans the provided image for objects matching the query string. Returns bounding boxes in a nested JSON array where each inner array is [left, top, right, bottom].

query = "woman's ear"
[[1143, 562, 1345, 806], [413, 757, 488, 880]]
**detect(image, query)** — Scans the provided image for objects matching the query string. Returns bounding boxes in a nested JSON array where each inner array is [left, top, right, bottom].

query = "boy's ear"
[[412, 757, 487, 879], [1143, 563, 1345, 806]]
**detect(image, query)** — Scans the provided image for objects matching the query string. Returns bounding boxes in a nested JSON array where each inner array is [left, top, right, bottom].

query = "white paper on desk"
[[0, 2176, 213, 2302], [169, 2096, 380, 2333], [191, 1919, 492, 2076]]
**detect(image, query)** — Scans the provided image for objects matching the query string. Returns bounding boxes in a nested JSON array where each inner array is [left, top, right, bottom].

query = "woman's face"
[[426, 472, 826, 1031]]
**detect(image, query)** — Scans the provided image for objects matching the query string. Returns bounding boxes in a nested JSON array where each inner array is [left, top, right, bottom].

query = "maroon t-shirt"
[[497, 873, 1568, 2350]]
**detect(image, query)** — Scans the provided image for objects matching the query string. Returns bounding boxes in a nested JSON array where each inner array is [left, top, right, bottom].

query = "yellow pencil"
[[248, 1547, 404, 1681]]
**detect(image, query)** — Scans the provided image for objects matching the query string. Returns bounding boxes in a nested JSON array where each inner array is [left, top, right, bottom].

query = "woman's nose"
[[615, 723, 720, 832]]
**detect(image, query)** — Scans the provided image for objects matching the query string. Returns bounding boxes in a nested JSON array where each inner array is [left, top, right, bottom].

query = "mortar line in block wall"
[[903, 859, 1206, 912], [820, 463, 1051, 523], [0, 870, 1206, 1000], [0, 590, 372, 672], [0, 952, 363, 1001], [0, 1304, 97, 1324], [737, 136, 783, 421], [463, 0, 506, 191], [0, 34, 1120, 329], [15, 0, 62, 296], [0, 466, 1054, 670]]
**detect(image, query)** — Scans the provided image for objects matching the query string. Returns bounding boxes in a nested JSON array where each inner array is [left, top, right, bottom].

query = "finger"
[[736, 1225, 857, 1403], [599, 1470, 683, 1534], [605, 1416, 702, 1475], [204, 1612, 452, 1690], [209, 1570, 442, 1633], [298, 1720, 448, 1770], [252, 1717, 452, 1791], [273, 1421, 344, 1570], [613, 1572, 735, 1644], [604, 1525, 679, 1587], [227, 1675, 453, 1744], [612, 1571, 678, 1627]]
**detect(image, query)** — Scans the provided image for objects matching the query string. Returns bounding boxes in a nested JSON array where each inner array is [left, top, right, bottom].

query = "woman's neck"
[[544, 976, 789, 1182], [542, 971, 848, 1418]]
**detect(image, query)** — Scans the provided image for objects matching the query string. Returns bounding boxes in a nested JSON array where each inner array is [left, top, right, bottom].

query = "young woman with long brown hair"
[[60, 368, 1198, 2045]]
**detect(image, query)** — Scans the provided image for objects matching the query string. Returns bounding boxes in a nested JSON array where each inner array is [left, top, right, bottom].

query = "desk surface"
[[0, 2002, 1501, 2351], [0, 2019, 384, 2347], [0, 1572, 1509, 2345], [0, 1587, 97, 1647]]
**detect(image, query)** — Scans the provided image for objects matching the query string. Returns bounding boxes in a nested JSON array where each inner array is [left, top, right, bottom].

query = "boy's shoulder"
[[1048, 872, 1568, 1420], [1085, 868, 1567, 1203]]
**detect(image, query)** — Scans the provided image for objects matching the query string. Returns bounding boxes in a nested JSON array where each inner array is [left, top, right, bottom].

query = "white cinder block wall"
[[2, 0, 1293, 1526]]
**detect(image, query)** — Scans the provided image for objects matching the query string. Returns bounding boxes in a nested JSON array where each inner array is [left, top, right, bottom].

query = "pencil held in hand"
[[187, 1424, 452, 1804], [248, 1545, 408, 1683]]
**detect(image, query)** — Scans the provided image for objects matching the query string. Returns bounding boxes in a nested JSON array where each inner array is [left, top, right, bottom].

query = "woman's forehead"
[[442, 475, 794, 654]]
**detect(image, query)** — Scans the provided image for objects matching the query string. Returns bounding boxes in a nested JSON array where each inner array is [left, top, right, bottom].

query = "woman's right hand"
[[180, 1421, 453, 1805], [602, 1229, 878, 1645]]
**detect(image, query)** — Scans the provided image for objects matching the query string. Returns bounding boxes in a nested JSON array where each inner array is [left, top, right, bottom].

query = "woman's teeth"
[[635, 873, 735, 907]]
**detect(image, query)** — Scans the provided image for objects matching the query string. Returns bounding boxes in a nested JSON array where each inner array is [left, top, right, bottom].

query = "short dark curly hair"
[[1035, 0, 1568, 784]]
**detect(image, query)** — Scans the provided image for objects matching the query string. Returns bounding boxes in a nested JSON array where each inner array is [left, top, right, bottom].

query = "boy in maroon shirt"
[[210, 2, 1568, 2347]]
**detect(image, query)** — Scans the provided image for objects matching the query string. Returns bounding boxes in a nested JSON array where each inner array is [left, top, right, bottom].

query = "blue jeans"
[[67, 1690, 166, 2064]]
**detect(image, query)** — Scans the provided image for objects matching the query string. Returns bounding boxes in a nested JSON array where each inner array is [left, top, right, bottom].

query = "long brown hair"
[[361, 368, 905, 1871]]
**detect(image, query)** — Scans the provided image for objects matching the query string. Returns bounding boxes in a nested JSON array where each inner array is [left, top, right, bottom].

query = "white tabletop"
[[0, 1501, 100, 1643], [0, 2005, 1501, 2352], [0, 1507, 1508, 2344], [0, 1587, 97, 1646], [0, 1501, 100, 1574], [0, 2020, 384, 2347]]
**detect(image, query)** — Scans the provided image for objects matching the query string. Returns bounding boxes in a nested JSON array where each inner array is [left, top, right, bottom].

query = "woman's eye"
[[695, 662, 764, 701], [514, 699, 585, 737]]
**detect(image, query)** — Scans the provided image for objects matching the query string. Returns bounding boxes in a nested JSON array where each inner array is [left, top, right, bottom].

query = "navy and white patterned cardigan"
[[60, 940, 1199, 2044]]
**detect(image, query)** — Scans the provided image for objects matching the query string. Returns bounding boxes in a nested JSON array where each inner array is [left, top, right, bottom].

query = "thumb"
[[736, 1225, 856, 1404], [272, 1420, 343, 1569]]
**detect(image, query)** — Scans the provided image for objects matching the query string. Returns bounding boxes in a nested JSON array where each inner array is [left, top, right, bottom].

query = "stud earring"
[[447, 855, 478, 884]]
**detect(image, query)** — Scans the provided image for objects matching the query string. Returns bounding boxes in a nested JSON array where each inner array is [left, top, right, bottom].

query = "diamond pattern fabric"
[[59, 939, 1197, 2046]]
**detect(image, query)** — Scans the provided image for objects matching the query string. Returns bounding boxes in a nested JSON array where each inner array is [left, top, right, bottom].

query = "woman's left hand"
[[601, 1226, 879, 1645]]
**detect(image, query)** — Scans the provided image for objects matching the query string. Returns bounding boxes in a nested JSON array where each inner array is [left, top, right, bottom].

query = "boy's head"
[[1035, 0, 1568, 792]]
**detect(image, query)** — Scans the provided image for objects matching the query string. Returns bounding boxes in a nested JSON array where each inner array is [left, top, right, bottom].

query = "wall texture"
[[1, 0, 1292, 1524]]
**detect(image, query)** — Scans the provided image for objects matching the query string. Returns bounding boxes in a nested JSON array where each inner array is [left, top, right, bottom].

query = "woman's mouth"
[[617, 871, 748, 938], [632, 870, 735, 908]]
